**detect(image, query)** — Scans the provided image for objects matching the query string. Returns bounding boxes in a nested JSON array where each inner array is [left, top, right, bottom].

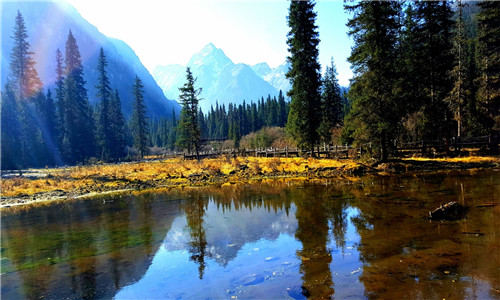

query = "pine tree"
[[9, 11, 42, 100], [109, 89, 126, 159], [63, 30, 96, 163], [8, 10, 43, 167], [277, 90, 287, 127], [414, 1, 455, 141], [54, 48, 65, 148], [286, 0, 322, 154], [477, 1, 500, 134], [1, 83, 22, 170], [131, 75, 149, 158], [176, 67, 202, 159], [318, 58, 343, 144], [95, 48, 113, 161], [343, 1, 402, 161], [37, 89, 60, 165]]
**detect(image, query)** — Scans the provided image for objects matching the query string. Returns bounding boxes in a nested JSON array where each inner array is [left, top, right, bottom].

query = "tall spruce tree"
[[1, 83, 22, 170], [54, 48, 65, 148], [446, 0, 474, 138], [318, 58, 343, 144], [176, 68, 202, 159], [286, 0, 322, 155], [109, 89, 126, 159], [95, 48, 113, 161], [8, 10, 44, 168], [63, 30, 95, 163], [131, 75, 149, 158], [9, 11, 42, 100], [343, 1, 401, 161], [477, 1, 500, 135], [414, 1, 454, 141]]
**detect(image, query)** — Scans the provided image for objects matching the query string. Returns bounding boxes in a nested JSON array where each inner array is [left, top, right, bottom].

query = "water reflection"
[[1, 171, 499, 299], [184, 195, 208, 279]]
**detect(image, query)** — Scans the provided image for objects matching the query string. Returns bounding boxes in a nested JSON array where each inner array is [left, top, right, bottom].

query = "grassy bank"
[[1, 156, 499, 207]]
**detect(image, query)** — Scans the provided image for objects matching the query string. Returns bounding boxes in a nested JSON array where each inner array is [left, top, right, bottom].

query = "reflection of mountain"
[[163, 198, 297, 266], [0, 193, 182, 299]]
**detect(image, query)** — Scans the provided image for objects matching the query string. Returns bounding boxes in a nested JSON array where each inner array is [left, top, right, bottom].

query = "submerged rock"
[[429, 201, 466, 220]]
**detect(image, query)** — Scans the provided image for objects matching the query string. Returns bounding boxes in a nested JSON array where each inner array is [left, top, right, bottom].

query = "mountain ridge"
[[1, 1, 180, 119], [152, 43, 291, 112]]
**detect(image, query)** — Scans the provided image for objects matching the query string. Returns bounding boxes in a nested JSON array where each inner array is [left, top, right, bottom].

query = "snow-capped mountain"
[[1, 1, 180, 119], [253, 62, 292, 94], [153, 43, 290, 112]]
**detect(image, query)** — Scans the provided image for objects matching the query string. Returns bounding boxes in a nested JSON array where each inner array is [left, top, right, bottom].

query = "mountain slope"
[[153, 43, 287, 112], [1, 1, 180, 119]]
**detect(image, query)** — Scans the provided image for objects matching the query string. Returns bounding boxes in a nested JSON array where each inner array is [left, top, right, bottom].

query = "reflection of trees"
[[349, 174, 500, 299], [67, 201, 98, 299], [293, 188, 334, 299], [184, 195, 208, 279], [103, 200, 131, 290], [1, 207, 63, 299], [329, 194, 348, 252]]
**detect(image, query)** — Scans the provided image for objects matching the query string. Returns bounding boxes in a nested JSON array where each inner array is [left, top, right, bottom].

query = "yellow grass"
[[1, 157, 363, 198], [2, 155, 497, 199], [402, 156, 500, 164]]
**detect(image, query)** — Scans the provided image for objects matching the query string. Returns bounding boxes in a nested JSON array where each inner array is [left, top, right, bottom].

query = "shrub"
[[240, 127, 295, 149]]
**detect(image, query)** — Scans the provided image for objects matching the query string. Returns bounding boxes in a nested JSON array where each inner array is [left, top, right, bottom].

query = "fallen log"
[[429, 201, 466, 221]]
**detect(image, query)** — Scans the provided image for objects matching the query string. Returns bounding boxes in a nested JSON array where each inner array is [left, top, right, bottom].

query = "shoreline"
[[2, 156, 499, 208]]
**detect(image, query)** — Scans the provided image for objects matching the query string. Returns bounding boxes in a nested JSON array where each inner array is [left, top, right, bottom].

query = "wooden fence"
[[181, 135, 496, 160]]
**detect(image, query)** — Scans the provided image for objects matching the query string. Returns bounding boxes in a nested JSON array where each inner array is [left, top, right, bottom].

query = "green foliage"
[[176, 67, 202, 157], [477, 1, 500, 133], [109, 89, 126, 159], [240, 127, 289, 149], [286, 0, 322, 153], [131, 75, 149, 158], [1, 83, 22, 169], [318, 58, 343, 144], [343, 1, 402, 161], [62, 30, 96, 163], [95, 48, 113, 161]]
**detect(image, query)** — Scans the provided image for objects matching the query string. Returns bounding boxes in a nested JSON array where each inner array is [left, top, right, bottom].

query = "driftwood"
[[429, 201, 466, 221]]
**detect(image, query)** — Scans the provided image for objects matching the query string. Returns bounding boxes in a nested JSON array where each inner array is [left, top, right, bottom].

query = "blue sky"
[[67, 0, 353, 86]]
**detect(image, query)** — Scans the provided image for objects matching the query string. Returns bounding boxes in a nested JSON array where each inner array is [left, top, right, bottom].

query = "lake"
[[1, 170, 499, 299]]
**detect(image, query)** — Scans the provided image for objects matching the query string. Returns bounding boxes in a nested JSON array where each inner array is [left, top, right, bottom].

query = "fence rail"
[[179, 135, 497, 160]]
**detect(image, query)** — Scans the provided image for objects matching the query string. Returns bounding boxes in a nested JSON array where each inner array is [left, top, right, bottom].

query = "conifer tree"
[[10, 11, 42, 100], [37, 89, 60, 165], [477, 1, 500, 134], [8, 10, 44, 168], [1, 83, 22, 170], [176, 68, 202, 159], [343, 1, 402, 161], [414, 1, 454, 140], [109, 89, 126, 159], [95, 48, 112, 161], [54, 48, 65, 147], [131, 75, 149, 158], [286, 0, 322, 154], [318, 58, 343, 144], [446, 0, 475, 138], [63, 30, 96, 163]]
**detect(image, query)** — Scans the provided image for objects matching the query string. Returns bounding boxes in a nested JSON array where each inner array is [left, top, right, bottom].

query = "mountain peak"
[[187, 43, 233, 72]]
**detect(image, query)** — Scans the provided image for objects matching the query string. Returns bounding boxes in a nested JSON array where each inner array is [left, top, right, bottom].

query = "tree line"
[[286, 0, 499, 161], [1, 11, 150, 170]]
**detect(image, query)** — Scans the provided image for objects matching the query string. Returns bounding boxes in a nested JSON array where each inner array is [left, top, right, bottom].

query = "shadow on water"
[[1, 170, 499, 299]]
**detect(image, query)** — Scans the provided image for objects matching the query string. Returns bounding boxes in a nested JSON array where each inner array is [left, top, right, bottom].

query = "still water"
[[1, 170, 499, 299]]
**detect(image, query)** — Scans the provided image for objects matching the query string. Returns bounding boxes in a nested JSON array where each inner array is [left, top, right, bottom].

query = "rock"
[[301, 286, 310, 297], [429, 201, 466, 220]]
